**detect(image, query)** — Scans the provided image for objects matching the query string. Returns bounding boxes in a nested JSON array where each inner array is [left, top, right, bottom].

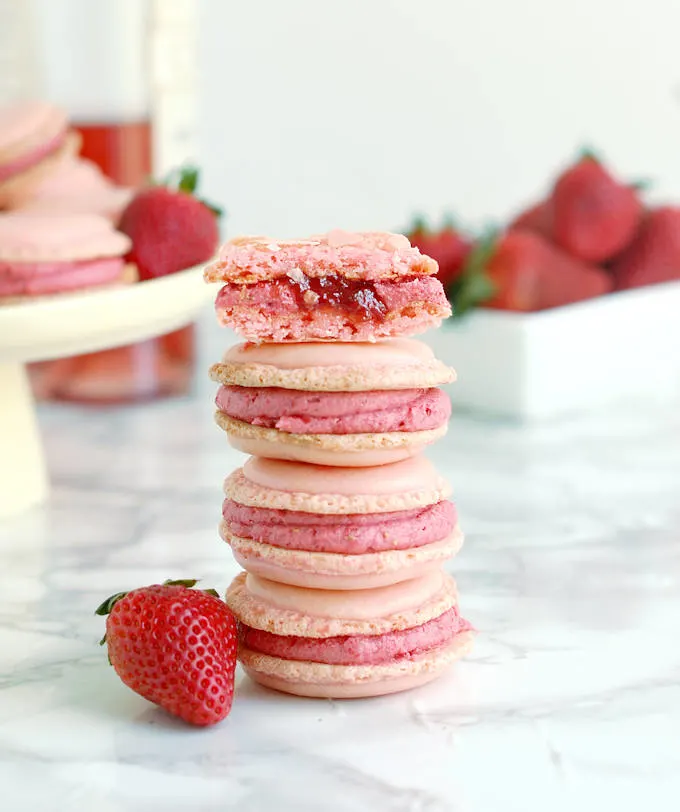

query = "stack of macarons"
[[0, 100, 135, 305], [206, 229, 473, 698]]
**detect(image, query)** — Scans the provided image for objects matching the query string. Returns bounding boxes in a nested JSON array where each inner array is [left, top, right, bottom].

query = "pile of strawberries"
[[407, 151, 680, 316]]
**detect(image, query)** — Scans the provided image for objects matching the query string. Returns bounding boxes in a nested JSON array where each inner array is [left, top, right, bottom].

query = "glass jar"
[[26, 0, 199, 404]]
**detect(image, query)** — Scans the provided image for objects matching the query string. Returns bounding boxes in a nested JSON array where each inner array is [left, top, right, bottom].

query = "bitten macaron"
[[221, 454, 463, 589], [211, 338, 455, 467], [204, 230, 452, 343], [227, 569, 474, 698]]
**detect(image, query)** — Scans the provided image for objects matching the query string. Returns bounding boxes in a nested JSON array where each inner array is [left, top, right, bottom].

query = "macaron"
[[221, 455, 463, 589], [0, 212, 132, 300], [226, 569, 474, 698], [0, 101, 80, 207], [211, 339, 454, 466], [12, 157, 133, 223], [204, 230, 451, 342]]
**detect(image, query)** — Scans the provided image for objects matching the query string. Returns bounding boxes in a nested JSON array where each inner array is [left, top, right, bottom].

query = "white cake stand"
[[0, 266, 218, 518]]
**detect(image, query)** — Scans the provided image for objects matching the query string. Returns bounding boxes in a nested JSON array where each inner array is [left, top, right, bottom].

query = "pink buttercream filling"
[[222, 499, 457, 553], [240, 607, 472, 665], [215, 386, 451, 434], [0, 129, 66, 182], [0, 256, 124, 296]]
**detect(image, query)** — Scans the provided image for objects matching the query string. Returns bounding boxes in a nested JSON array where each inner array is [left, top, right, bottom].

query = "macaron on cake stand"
[[0, 265, 214, 518]]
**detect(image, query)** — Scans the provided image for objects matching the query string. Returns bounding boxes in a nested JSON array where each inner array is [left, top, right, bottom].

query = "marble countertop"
[[1, 361, 679, 811]]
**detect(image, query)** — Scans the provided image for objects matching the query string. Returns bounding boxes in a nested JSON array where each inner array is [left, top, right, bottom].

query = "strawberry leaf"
[[162, 578, 200, 588], [95, 591, 129, 616], [577, 145, 600, 163], [203, 201, 224, 218], [408, 213, 429, 234], [447, 229, 498, 318], [441, 212, 462, 232], [177, 165, 200, 195], [630, 177, 653, 192]]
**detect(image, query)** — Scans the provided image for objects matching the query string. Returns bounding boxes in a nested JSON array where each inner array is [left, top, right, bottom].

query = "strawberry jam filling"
[[283, 274, 388, 320], [240, 607, 472, 666], [214, 275, 448, 321], [215, 386, 451, 434], [222, 499, 457, 554]]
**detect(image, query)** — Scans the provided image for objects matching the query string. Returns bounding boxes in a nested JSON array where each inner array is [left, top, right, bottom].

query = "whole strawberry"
[[449, 229, 611, 315], [96, 578, 237, 726], [483, 229, 612, 311], [118, 166, 221, 281], [510, 199, 553, 239], [551, 152, 642, 263], [611, 206, 680, 289], [406, 217, 471, 288]]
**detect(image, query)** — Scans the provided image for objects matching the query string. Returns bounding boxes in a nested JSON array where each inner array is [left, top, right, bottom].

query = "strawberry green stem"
[[409, 214, 429, 233], [177, 166, 199, 195], [447, 228, 498, 318], [577, 145, 600, 163], [151, 164, 224, 218], [441, 212, 460, 231], [629, 177, 653, 192]]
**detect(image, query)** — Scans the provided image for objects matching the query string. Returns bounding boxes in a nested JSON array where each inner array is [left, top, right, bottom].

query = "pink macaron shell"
[[204, 230, 438, 284], [18, 185, 133, 223], [226, 431, 439, 467], [216, 304, 448, 344], [241, 664, 441, 699], [215, 386, 451, 434], [0, 256, 125, 296], [223, 336, 440, 370], [20, 157, 111, 197], [227, 570, 459, 636], [0, 213, 130, 262], [238, 454, 449, 508], [13, 157, 133, 221], [222, 499, 457, 553], [0, 101, 67, 161]]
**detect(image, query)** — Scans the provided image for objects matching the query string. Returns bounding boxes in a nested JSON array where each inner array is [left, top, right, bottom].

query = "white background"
[[27, 0, 680, 238], [195, 0, 680, 238]]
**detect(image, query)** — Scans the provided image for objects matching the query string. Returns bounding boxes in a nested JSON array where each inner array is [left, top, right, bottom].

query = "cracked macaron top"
[[205, 230, 451, 342]]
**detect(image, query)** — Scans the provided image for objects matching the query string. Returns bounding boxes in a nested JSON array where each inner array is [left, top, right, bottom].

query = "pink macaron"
[[211, 338, 454, 467], [0, 101, 80, 207], [0, 212, 132, 300], [204, 230, 451, 343], [227, 569, 474, 698], [221, 455, 463, 589], [12, 157, 133, 223]]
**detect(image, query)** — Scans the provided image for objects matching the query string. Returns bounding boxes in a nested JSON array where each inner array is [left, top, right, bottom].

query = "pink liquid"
[[75, 121, 152, 186]]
